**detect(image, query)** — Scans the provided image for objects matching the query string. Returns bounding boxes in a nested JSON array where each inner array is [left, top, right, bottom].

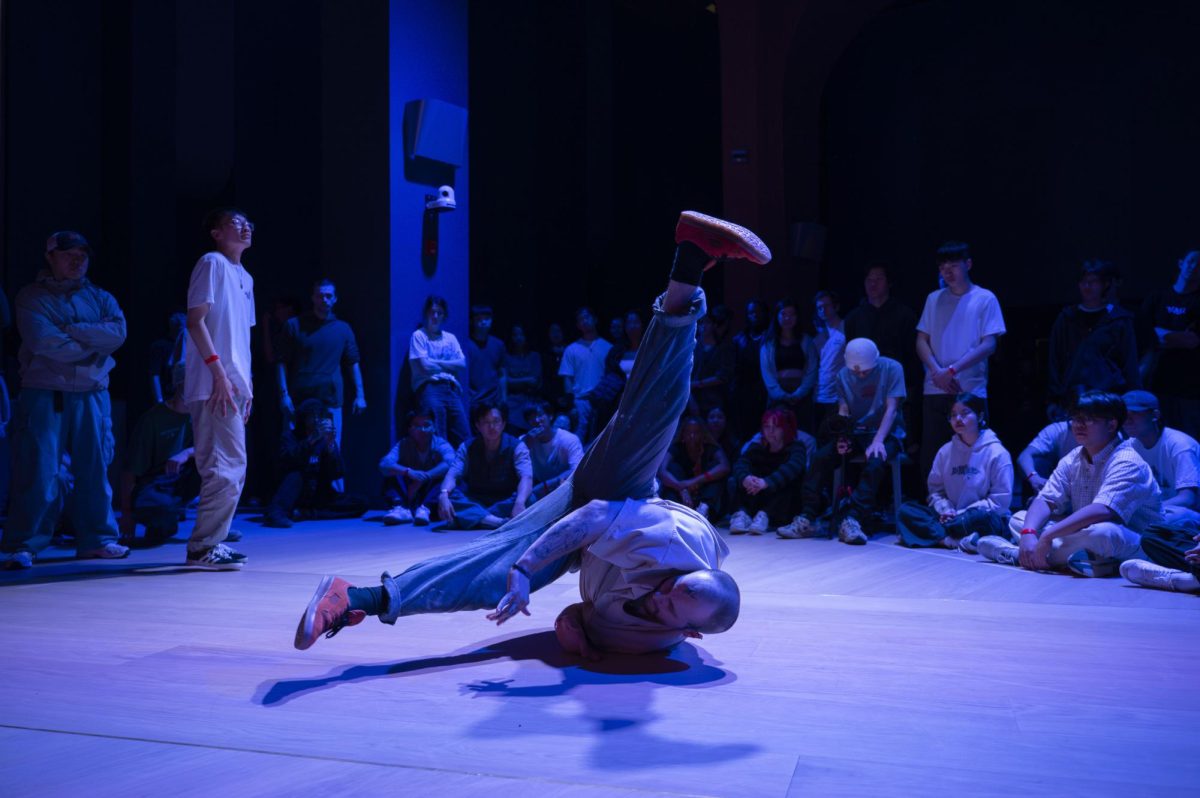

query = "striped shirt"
[[1040, 438, 1164, 531]]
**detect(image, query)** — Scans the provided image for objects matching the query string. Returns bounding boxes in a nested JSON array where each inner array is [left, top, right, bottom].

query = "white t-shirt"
[[559, 337, 612, 396], [184, 252, 255, 403], [579, 498, 728, 654], [1130, 427, 1200, 502], [917, 284, 1006, 396], [523, 427, 584, 484], [408, 328, 465, 391]]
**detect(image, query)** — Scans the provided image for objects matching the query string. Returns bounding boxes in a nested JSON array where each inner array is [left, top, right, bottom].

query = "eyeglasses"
[[947, 412, 975, 420], [1069, 415, 1102, 426], [226, 218, 255, 232]]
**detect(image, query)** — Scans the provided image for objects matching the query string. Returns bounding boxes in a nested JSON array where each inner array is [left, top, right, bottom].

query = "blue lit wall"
[[389, 0, 470, 430]]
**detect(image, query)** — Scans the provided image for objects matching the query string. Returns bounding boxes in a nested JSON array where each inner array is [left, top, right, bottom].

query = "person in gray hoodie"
[[2, 231, 127, 568], [896, 392, 1013, 549]]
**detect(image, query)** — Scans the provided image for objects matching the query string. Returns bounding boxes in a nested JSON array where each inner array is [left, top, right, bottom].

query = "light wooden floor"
[[2, 515, 1197, 797]]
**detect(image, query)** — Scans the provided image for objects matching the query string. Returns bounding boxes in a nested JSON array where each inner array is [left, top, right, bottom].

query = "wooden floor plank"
[[1, 518, 1197, 796]]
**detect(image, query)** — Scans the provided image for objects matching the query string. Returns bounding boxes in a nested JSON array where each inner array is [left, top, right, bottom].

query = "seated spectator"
[[520, 400, 584, 499], [812, 290, 847, 428], [728, 408, 807, 535], [262, 399, 368, 527], [705, 405, 743, 465], [575, 347, 627, 438], [1016, 419, 1076, 496], [608, 315, 625, 346], [688, 312, 735, 417], [501, 324, 542, 434], [437, 402, 533, 530], [1046, 260, 1139, 420], [658, 416, 730, 520], [759, 298, 817, 423], [896, 393, 1013, 549], [147, 311, 187, 404], [977, 391, 1164, 576], [119, 387, 199, 547], [1119, 520, 1200, 594], [409, 295, 470, 446], [544, 322, 567, 402], [612, 310, 644, 379], [1122, 390, 1200, 520], [780, 338, 905, 545], [379, 408, 456, 526]]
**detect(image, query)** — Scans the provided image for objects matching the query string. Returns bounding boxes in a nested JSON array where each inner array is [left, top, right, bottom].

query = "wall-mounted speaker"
[[403, 99, 468, 167]]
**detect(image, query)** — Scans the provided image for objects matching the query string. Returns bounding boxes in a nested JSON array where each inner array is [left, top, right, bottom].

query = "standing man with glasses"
[[182, 209, 256, 570]]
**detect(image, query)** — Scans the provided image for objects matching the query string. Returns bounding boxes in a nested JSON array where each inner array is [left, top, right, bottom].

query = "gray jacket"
[[16, 270, 126, 392]]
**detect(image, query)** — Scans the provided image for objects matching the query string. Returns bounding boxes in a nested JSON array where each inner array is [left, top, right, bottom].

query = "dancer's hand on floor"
[[487, 566, 532, 625]]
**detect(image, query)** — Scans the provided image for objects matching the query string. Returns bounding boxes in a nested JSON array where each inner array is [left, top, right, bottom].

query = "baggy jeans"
[[2, 388, 119, 555], [377, 288, 705, 623]]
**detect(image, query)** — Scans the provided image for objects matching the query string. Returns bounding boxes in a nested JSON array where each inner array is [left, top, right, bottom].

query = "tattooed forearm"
[[515, 501, 616, 572]]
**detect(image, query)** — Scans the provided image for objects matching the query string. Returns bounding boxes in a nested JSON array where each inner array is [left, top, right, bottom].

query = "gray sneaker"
[[837, 516, 868, 545], [185, 543, 246, 570], [958, 532, 981, 554], [383, 505, 413, 526], [777, 514, 818, 539], [1120, 559, 1200, 592], [977, 535, 1019, 566], [729, 510, 751, 535], [749, 511, 770, 536]]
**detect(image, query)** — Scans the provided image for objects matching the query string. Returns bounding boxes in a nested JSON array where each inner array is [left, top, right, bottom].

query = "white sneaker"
[[383, 505, 413, 526], [837, 516, 868, 545], [696, 502, 710, 519], [1120, 559, 1200, 593], [185, 543, 246, 570], [2, 551, 34, 569], [977, 536, 1019, 566], [777, 514, 817, 539], [957, 532, 981, 554], [729, 510, 751, 535], [749, 511, 770, 536], [413, 505, 431, 526], [79, 542, 131, 560]]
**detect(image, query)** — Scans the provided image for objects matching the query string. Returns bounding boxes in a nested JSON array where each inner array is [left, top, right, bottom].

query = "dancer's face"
[[640, 575, 712, 634]]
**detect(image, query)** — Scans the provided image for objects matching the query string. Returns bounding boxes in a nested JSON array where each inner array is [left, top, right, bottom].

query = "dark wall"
[[468, 1, 722, 347], [818, 0, 1200, 311], [2, 0, 391, 498]]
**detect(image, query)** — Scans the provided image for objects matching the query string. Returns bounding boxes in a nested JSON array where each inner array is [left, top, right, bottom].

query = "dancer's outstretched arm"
[[487, 498, 622, 624]]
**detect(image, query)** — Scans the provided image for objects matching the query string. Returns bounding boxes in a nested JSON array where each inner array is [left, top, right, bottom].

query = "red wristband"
[[204, 354, 220, 365], [1020, 527, 1038, 537]]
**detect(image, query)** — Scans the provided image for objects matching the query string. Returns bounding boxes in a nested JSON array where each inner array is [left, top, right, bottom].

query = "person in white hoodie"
[[896, 393, 1013, 549]]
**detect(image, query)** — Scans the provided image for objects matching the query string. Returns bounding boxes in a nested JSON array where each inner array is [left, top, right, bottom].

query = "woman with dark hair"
[[728, 407, 808, 535], [759, 298, 817, 427], [705, 405, 742, 465], [657, 416, 730, 520], [896, 392, 1013, 549], [408, 295, 470, 446]]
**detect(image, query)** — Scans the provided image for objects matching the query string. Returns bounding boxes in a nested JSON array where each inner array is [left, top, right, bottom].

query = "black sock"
[[347, 586, 387, 616], [670, 241, 710, 287]]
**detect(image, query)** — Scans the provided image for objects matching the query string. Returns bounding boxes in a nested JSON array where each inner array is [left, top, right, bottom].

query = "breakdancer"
[[295, 213, 770, 656]]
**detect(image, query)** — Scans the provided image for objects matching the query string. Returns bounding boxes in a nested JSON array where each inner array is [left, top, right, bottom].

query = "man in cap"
[[2, 231, 128, 568], [1120, 390, 1200, 519], [778, 337, 907, 544]]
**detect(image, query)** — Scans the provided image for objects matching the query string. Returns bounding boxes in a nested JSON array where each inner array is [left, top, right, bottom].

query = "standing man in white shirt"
[[182, 208, 255, 570], [559, 307, 612, 443], [915, 241, 1006, 481]]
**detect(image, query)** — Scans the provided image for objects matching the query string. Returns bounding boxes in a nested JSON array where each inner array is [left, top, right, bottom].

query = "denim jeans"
[[416, 381, 470, 448], [378, 288, 705, 623]]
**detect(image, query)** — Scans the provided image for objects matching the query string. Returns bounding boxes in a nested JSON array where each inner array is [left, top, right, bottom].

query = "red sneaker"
[[294, 575, 366, 650], [675, 211, 772, 265]]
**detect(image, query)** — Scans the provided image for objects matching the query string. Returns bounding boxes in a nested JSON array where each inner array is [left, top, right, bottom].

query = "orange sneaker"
[[294, 575, 366, 650]]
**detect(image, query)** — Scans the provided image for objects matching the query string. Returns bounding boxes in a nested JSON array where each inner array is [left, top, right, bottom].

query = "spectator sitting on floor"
[[658, 416, 730, 521], [728, 407, 807, 535], [379, 408, 456, 527], [437, 401, 533, 530], [119, 382, 202, 547], [779, 337, 906, 545], [262, 399, 368, 527], [705, 405, 743, 466], [520, 400, 584, 501], [1121, 390, 1200, 521], [895, 392, 1013, 550], [1016, 417, 1076, 498], [977, 391, 1164, 577], [1119, 519, 1200, 594]]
